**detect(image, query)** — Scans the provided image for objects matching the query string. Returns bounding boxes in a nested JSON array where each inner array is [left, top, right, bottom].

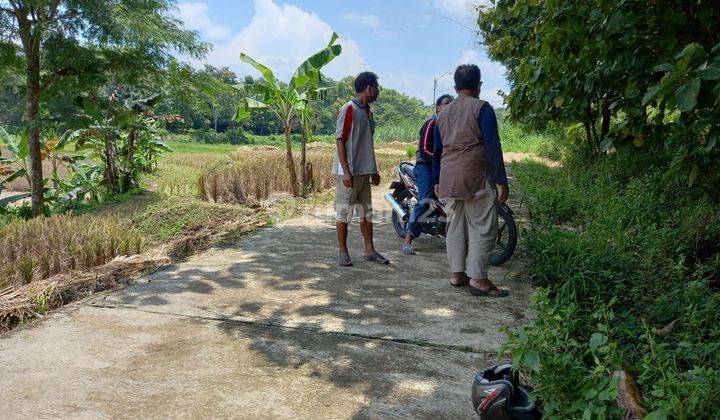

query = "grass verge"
[[504, 153, 720, 418]]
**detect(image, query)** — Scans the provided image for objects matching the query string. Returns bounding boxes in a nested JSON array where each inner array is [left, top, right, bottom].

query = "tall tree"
[[478, 0, 719, 166], [0, 0, 205, 215]]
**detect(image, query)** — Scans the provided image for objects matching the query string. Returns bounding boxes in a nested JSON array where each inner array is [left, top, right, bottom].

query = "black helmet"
[[471, 364, 542, 419]]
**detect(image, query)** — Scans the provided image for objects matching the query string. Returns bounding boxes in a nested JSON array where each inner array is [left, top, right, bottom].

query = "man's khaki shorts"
[[335, 175, 372, 223]]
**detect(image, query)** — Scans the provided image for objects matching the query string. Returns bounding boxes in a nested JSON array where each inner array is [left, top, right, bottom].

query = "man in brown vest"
[[431, 64, 510, 297]]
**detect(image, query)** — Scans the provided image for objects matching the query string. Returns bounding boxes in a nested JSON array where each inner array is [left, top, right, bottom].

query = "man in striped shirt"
[[333, 72, 389, 267]]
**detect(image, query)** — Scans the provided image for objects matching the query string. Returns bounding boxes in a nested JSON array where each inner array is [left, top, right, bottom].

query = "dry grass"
[[0, 197, 268, 332], [199, 149, 336, 203], [199, 146, 404, 204], [161, 152, 230, 170], [155, 153, 230, 197], [0, 214, 143, 288]]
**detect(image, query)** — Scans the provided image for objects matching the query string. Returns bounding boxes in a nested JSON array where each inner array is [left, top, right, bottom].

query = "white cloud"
[[341, 13, 381, 28], [381, 72, 437, 105], [174, 1, 507, 107], [176, 2, 231, 41], [180, 0, 369, 82]]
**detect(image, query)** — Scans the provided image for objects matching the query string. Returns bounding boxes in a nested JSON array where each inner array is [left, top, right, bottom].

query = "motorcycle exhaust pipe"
[[384, 192, 407, 220]]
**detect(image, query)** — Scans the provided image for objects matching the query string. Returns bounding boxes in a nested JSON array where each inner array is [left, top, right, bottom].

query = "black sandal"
[[469, 285, 509, 297], [364, 252, 390, 265], [338, 252, 353, 267]]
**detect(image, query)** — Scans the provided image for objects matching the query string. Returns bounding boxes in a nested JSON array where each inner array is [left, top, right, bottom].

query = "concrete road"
[[1, 185, 532, 419]]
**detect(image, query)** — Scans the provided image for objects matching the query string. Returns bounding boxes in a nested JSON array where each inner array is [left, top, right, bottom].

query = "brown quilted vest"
[[436, 95, 487, 199]]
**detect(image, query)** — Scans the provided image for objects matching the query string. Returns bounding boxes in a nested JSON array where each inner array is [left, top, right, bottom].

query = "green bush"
[[192, 129, 248, 145], [375, 122, 418, 142], [506, 151, 720, 418], [498, 121, 563, 160]]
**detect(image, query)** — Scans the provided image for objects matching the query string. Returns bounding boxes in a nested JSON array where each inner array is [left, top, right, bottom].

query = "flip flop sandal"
[[401, 244, 416, 255], [364, 252, 390, 265], [338, 253, 353, 267], [451, 275, 469, 287], [469, 285, 509, 297]]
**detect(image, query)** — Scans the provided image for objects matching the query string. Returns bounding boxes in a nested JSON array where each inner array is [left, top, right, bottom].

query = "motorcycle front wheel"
[[390, 189, 412, 238]]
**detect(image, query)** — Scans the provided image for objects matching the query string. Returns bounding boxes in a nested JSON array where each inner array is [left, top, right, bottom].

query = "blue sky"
[[176, 0, 508, 106]]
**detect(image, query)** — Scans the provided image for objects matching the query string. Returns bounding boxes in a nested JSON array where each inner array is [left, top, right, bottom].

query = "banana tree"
[[0, 126, 30, 187], [235, 33, 342, 197], [0, 127, 32, 207], [297, 100, 324, 195], [70, 92, 169, 194]]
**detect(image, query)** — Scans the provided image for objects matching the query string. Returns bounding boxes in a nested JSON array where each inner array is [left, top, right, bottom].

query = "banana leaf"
[[290, 33, 342, 89], [0, 192, 30, 207], [3, 167, 26, 183], [239, 53, 281, 90], [3, 129, 28, 160]]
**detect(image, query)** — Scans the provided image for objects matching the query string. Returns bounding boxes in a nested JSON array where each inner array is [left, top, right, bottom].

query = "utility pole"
[[430, 10, 480, 109], [433, 69, 454, 109]]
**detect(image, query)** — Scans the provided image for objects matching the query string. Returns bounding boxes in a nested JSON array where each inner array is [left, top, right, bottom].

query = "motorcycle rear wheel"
[[489, 204, 517, 266], [389, 190, 517, 266]]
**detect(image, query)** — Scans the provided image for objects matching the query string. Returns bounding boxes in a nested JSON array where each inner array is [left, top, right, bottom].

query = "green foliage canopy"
[[478, 0, 719, 186], [0, 0, 206, 215]]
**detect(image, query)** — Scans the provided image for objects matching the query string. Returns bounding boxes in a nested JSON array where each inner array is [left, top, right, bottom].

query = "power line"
[[430, 11, 479, 35]]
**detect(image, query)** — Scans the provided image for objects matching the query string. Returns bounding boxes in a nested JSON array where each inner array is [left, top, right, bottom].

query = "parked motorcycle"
[[384, 161, 517, 266]]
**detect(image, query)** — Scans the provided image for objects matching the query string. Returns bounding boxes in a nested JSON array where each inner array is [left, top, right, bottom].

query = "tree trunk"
[[213, 104, 218, 133], [583, 104, 598, 156], [123, 128, 136, 191], [600, 98, 611, 142], [583, 119, 594, 152], [284, 126, 299, 196], [25, 44, 44, 216], [104, 133, 120, 194], [300, 124, 308, 197]]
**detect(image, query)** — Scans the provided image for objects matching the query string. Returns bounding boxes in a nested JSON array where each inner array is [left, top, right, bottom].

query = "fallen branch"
[[614, 370, 647, 419]]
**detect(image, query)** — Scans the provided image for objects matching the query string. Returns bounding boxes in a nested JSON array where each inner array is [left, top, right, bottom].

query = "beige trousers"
[[334, 175, 372, 223], [445, 180, 497, 279]]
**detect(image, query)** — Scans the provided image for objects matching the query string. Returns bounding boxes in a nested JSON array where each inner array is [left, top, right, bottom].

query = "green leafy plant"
[[641, 42, 720, 187], [68, 91, 172, 195], [477, 0, 719, 187], [235, 33, 342, 196], [507, 154, 720, 417], [405, 145, 416, 158], [0, 0, 205, 216], [0, 126, 30, 184]]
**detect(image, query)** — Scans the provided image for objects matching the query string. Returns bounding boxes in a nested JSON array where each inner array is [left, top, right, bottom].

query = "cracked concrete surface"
[[1, 184, 532, 419]]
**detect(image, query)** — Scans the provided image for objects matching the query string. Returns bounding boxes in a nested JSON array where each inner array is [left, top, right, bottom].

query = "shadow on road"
[[96, 181, 532, 417]]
